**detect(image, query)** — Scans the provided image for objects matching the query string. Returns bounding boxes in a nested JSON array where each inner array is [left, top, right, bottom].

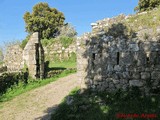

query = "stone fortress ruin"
[[2, 31, 76, 79], [77, 14, 160, 93], [1, 13, 160, 94], [4, 32, 45, 79]]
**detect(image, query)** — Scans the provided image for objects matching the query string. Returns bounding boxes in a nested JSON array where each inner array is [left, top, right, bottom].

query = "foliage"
[[103, 6, 160, 40], [23, 2, 65, 39], [0, 61, 3, 65], [0, 48, 3, 62], [0, 69, 76, 103], [135, 0, 160, 12], [0, 72, 24, 95], [41, 38, 57, 46], [20, 35, 31, 49], [41, 23, 76, 47], [41, 36, 75, 48], [51, 88, 160, 120], [125, 6, 160, 34], [60, 36, 74, 48]]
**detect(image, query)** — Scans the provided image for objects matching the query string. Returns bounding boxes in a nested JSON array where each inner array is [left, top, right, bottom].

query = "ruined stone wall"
[[43, 42, 76, 61], [4, 32, 44, 79], [77, 15, 160, 93], [4, 44, 23, 72]]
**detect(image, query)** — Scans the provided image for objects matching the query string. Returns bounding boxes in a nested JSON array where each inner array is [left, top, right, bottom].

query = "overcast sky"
[[0, 0, 139, 46]]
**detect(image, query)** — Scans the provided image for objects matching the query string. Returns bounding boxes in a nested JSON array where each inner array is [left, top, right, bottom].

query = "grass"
[[126, 7, 160, 31], [49, 61, 76, 69], [100, 6, 160, 40], [51, 88, 160, 120], [48, 52, 77, 69], [41, 36, 75, 48], [0, 69, 76, 104]]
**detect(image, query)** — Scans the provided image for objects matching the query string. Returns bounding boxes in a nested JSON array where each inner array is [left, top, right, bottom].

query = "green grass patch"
[[49, 61, 76, 69], [0, 69, 76, 104], [0, 61, 3, 65], [48, 52, 77, 69], [51, 88, 160, 120]]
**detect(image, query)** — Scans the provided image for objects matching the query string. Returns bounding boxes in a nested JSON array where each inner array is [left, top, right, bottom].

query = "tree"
[[135, 0, 160, 12], [23, 2, 65, 39]]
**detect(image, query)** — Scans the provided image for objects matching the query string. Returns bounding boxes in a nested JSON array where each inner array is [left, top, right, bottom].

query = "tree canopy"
[[23, 2, 65, 39], [135, 0, 160, 12]]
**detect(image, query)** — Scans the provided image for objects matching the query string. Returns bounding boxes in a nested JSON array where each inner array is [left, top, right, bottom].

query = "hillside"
[[88, 6, 160, 42]]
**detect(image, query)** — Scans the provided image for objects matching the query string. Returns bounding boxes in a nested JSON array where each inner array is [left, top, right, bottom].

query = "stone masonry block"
[[141, 72, 150, 80], [129, 80, 143, 87], [151, 71, 160, 79]]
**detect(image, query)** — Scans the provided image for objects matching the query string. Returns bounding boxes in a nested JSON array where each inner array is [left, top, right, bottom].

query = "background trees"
[[135, 0, 160, 12], [23, 2, 65, 39]]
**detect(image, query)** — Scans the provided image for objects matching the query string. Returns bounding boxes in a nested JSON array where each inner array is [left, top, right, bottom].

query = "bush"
[[60, 36, 74, 48], [20, 35, 30, 49], [0, 72, 25, 95]]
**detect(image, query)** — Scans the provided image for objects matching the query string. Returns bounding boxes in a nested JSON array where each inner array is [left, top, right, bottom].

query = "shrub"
[[0, 72, 25, 95], [60, 36, 74, 48], [20, 35, 30, 49]]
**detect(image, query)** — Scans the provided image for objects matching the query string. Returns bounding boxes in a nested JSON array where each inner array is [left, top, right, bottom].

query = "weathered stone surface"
[[4, 44, 23, 72], [151, 72, 160, 79], [114, 65, 121, 72], [122, 72, 130, 79], [132, 72, 140, 79], [23, 32, 44, 79], [77, 15, 160, 94], [141, 72, 150, 80], [129, 43, 139, 51], [129, 80, 143, 87]]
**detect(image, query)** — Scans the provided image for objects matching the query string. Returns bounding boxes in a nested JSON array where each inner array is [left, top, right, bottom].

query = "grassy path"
[[0, 73, 78, 120]]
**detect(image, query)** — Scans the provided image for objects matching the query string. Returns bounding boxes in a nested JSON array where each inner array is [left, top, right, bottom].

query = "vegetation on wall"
[[20, 35, 30, 49], [23, 2, 65, 39], [101, 5, 160, 41], [60, 36, 74, 48], [41, 23, 77, 47], [0, 49, 3, 63]]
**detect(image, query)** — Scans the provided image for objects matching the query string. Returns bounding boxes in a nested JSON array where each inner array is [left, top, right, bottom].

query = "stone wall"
[[43, 42, 76, 61], [77, 15, 160, 93], [4, 44, 23, 72], [4, 32, 44, 79], [3, 32, 75, 79]]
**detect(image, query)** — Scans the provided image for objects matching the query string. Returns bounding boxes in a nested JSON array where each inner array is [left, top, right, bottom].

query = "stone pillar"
[[23, 32, 45, 79], [77, 36, 89, 89]]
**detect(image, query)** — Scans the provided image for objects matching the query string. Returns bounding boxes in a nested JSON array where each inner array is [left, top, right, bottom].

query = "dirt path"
[[0, 73, 78, 120]]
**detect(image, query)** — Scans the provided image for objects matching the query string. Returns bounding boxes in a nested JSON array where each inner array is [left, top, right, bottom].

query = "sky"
[[0, 0, 139, 46]]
